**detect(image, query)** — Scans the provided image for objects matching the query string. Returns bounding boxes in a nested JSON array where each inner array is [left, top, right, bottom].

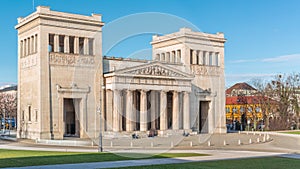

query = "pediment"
[[113, 62, 193, 79]]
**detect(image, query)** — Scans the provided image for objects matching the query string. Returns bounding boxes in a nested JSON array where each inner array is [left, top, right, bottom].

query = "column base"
[[158, 129, 192, 137], [214, 126, 227, 134]]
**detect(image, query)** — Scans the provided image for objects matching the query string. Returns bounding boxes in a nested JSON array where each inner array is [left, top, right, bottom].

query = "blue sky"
[[1, 0, 300, 87]]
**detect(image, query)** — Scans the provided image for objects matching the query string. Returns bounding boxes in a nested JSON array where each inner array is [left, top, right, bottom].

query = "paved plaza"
[[0, 131, 299, 168]]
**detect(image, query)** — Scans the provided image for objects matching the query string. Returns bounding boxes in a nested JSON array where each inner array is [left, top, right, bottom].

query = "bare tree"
[[251, 78, 278, 130], [0, 92, 17, 129], [251, 73, 300, 130]]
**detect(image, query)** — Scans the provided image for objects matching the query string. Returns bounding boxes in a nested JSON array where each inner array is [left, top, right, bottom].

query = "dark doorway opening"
[[199, 101, 209, 133], [64, 98, 80, 137]]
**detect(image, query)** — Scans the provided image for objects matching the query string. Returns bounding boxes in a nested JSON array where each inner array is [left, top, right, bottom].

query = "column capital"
[[140, 89, 149, 93], [183, 91, 191, 94], [172, 90, 179, 94]]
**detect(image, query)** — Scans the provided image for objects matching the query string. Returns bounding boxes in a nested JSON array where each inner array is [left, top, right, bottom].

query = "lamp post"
[[2, 109, 5, 134], [97, 106, 103, 152], [247, 119, 250, 131], [240, 107, 244, 131], [233, 108, 237, 130]]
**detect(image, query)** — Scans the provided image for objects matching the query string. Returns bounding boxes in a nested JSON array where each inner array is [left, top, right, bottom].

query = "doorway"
[[64, 98, 80, 137], [199, 101, 209, 133]]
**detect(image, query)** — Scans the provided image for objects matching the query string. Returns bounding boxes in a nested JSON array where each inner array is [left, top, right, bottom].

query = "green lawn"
[[117, 157, 300, 169], [0, 149, 206, 168], [282, 131, 300, 135]]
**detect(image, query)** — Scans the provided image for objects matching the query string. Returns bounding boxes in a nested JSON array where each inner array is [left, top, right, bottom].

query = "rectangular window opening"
[[69, 36, 75, 54], [48, 34, 54, 52], [79, 37, 84, 55], [35, 34, 38, 53], [59, 35, 65, 53], [190, 49, 193, 64], [28, 106, 31, 121]]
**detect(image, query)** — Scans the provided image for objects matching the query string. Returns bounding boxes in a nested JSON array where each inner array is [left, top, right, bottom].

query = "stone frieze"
[[49, 53, 95, 66], [126, 65, 185, 77]]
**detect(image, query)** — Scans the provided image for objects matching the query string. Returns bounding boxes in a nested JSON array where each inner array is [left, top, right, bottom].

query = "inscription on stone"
[[21, 54, 37, 69], [191, 65, 220, 76], [49, 53, 95, 66]]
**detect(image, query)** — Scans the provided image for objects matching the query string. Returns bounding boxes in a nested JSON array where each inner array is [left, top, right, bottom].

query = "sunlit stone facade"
[[16, 7, 226, 140]]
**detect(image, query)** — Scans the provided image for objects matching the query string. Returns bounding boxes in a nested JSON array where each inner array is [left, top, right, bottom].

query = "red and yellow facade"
[[226, 96, 263, 122]]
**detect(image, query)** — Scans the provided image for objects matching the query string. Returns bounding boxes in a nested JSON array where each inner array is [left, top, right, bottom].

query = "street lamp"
[[240, 107, 244, 131], [97, 106, 103, 152], [2, 109, 5, 134], [233, 108, 237, 130]]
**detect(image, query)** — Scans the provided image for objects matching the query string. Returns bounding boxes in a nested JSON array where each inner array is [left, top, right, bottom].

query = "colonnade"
[[190, 49, 219, 66], [49, 34, 94, 55], [111, 89, 190, 132], [155, 50, 182, 63], [20, 34, 38, 57]]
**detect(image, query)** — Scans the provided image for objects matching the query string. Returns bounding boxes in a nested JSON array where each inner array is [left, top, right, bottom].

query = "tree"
[[251, 73, 300, 130], [0, 92, 17, 129]]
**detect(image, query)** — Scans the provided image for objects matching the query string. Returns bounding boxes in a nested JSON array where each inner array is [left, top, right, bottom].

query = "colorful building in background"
[[225, 83, 263, 130]]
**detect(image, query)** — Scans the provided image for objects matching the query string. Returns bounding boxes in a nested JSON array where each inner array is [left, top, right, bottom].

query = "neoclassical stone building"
[[16, 6, 226, 140]]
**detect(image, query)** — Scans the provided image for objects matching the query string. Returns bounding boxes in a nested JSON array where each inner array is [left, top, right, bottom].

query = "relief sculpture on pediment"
[[128, 65, 184, 77]]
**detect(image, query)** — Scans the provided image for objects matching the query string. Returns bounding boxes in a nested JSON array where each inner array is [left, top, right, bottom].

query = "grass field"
[[0, 149, 206, 168], [117, 157, 300, 169], [283, 131, 300, 135]]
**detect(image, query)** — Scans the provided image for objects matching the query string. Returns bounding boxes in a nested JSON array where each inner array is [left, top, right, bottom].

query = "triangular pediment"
[[113, 61, 193, 79]]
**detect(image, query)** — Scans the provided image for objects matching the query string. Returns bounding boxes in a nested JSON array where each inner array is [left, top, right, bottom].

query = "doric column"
[[113, 89, 121, 132], [74, 37, 79, 54], [176, 50, 181, 63], [126, 90, 133, 131], [54, 34, 59, 52], [170, 51, 175, 63], [84, 37, 89, 55], [155, 54, 160, 61], [183, 91, 190, 130], [150, 91, 156, 129], [160, 53, 165, 62], [172, 91, 179, 130], [160, 90, 167, 130], [192, 50, 197, 64], [140, 90, 148, 131], [198, 51, 203, 65], [215, 52, 219, 66], [64, 36, 69, 53], [166, 52, 170, 62], [202, 51, 207, 65], [207, 52, 211, 65]]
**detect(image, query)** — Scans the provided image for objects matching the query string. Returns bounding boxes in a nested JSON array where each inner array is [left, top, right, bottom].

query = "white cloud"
[[262, 54, 300, 63], [229, 53, 300, 64], [229, 59, 258, 63]]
